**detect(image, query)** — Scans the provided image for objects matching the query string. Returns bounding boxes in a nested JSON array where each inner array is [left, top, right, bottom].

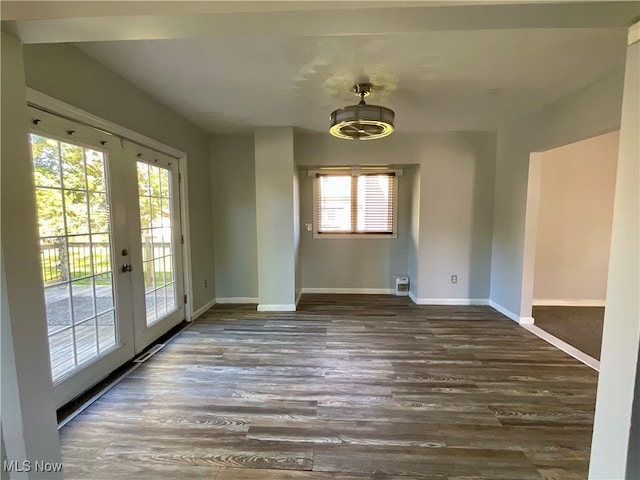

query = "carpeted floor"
[[533, 306, 605, 360]]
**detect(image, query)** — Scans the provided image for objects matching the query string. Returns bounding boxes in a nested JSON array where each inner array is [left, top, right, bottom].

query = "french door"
[[28, 107, 185, 408], [125, 142, 185, 350]]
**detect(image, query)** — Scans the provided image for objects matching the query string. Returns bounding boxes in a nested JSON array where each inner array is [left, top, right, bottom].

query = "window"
[[314, 172, 396, 237]]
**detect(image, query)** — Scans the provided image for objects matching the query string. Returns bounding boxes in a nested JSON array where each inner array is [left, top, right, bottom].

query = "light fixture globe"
[[329, 83, 395, 140]]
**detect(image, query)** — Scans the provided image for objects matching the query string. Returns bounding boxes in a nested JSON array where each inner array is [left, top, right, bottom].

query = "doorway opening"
[[521, 130, 619, 369]]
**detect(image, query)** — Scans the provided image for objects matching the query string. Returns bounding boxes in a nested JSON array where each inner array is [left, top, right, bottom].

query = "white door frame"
[[125, 143, 186, 353], [520, 143, 615, 371], [26, 88, 194, 322], [520, 152, 543, 324], [26, 89, 195, 407]]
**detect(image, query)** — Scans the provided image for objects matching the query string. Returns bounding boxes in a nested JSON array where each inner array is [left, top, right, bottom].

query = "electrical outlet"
[[451, 275, 458, 284], [305, 223, 313, 232], [203, 279, 208, 288]]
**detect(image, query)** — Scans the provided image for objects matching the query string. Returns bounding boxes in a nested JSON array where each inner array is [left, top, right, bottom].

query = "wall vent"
[[133, 343, 165, 363], [395, 276, 409, 296]]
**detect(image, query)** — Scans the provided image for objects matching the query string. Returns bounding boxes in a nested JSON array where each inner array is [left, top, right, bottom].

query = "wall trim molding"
[[26, 88, 186, 158], [257, 304, 297, 312], [488, 300, 535, 324], [295, 291, 302, 306], [411, 297, 489, 306], [489, 300, 520, 323], [301, 288, 395, 295], [216, 297, 259, 304], [192, 298, 216, 320], [409, 291, 418, 304], [533, 299, 606, 307], [522, 324, 600, 371]]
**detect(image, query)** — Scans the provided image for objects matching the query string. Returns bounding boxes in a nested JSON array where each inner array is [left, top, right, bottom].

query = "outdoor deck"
[[45, 284, 116, 381], [45, 283, 174, 381]]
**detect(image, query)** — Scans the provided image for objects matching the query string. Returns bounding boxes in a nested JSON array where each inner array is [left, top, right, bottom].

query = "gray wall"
[[414, 133, 496, 300], [534, 131, 618, 303], [490, 70, 625, 318], [298, 170, 410, 290], [210, 131, 495, 299], [255, 127, 296, 308], [22, 43, 215, 311], [295, 132, 496, 300], [210, 134, 258, 300]]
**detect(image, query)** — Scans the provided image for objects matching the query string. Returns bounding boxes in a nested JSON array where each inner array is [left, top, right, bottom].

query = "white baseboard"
[[489, 300, 520, 323], [410, 297, 489, 306], [301, 288, 394, 295], [522, 323, 600, 371], [191, 298, 216, 320], [488, 300, 536, 324], [533, 299, 606, 307], [295, 290, 302, 306], [257, 304, 297, 312], [216, 297, 258, 304]]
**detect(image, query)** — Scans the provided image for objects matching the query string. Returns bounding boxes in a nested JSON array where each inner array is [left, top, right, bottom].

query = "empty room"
[[1, 2, 638, 480]]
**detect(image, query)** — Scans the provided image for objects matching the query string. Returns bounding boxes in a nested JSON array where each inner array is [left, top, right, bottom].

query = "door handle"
[[121, 264, 133, 273]]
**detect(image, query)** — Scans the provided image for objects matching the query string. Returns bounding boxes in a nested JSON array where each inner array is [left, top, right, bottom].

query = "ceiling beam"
[[3, 2, 639, 44], [0, 1, 440, 22]]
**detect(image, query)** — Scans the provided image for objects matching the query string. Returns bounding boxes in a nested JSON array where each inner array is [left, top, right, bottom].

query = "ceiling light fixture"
[[329, 83, 395, 140]]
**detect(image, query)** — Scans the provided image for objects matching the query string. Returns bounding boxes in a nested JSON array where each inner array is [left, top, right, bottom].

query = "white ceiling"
[[75, 29, 627, 133], [4, 1, 635, 134]]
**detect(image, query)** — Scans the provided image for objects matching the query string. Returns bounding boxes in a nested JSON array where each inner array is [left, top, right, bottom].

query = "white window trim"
[[312, 170, 399, 239], [307, 167, 404, 177]]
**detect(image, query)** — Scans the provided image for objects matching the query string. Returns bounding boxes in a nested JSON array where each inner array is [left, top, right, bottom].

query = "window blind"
[[315, 173, 395, 235]]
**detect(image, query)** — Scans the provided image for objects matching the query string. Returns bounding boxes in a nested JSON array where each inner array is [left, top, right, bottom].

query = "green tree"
[[31, 135, 111, 281]]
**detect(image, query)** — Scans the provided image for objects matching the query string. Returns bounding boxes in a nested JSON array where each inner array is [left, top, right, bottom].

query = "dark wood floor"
[[59, 295, 598, 479]]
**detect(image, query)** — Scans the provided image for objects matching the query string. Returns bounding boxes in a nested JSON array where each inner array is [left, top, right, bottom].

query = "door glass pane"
[[97, 311, 116, 353], [45, 284, 72, 335], [95, 272, 114, 313], [137, 162, 177, 326], [30, 134, 118, 383], [64, 191, 90, 235], [31, 135, 61, 188], [165, 282, 176, 311], [71, 278, 95, 324], [91, 234, 111, 274], [86, 150, 106, 192], [69, 234, 92, 279], [35, 188, 65, 237], [61, 143, 86, 190], [75, 319, 98, 365], [48, 328, 75, 380], [89, 193, 110, 233]]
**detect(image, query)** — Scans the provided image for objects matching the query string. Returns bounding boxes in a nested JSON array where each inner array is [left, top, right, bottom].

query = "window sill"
[[313, 233, 397, 239]]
